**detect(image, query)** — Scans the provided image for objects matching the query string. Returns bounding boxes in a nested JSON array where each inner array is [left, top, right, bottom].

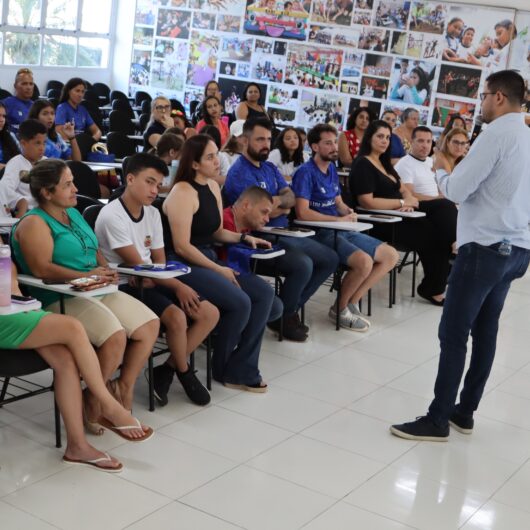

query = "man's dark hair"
[[19, 119, 47, 141], [412, 125, 433, 139], [235, 185, 273, 205], [243, 117, 273, 136], [485, 69, 525, 106], [126, 152, 169, 177], [201, 124, 222, 149], [307, 123, 337, 149]]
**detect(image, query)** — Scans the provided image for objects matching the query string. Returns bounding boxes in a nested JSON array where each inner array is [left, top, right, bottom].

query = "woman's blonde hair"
[[439, 127, 469, 166]]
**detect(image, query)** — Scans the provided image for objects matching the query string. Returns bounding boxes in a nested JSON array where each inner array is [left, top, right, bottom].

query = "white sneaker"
[[329, 306, 369, 332], [347, 303, 371, 327]]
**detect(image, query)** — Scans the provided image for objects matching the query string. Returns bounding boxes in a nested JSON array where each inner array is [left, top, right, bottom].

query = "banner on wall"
[[132, 0, 524, 130]]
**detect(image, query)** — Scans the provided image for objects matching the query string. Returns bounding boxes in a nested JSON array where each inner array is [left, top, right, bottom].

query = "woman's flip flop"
[[98, 416, 154, 443]]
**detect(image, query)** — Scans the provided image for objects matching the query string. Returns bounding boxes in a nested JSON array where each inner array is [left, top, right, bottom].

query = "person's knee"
[[347, 251, 372, 276], [162, 306, 187, 334], [286, 252, 313, 281], [198, 301, 220, 329], [378, 244, 399, 268], [132, 318, 160, 342]]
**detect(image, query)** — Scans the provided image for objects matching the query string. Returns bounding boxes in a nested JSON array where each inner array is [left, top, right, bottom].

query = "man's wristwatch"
[[399, 199, 405, 208], [240, 233, 248, 243]]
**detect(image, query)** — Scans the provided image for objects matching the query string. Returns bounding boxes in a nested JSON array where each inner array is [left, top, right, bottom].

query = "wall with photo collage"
[[131, 0, 529, 133]]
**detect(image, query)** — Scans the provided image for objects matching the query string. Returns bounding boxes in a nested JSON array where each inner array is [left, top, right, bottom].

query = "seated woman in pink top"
[[196, 96, 229, 148]]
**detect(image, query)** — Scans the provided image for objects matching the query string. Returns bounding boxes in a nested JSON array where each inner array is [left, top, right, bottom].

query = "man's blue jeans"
[[428, 242, 530, 425]]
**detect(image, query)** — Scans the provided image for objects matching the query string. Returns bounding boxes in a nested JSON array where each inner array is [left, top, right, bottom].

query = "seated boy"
[[96, 153, 219, 406], [292, 124, 399, 331]]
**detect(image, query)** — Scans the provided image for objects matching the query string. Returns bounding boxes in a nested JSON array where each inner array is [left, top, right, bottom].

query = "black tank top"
[[189, 180, 220, 247]]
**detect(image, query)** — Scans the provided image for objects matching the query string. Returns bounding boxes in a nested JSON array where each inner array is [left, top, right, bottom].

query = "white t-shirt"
[[218, 151, 230, 178], [0, 154, 37, 209], [268, 149, 309, 179], [95, 198, 165, 265], [395, 155, 439, 197]]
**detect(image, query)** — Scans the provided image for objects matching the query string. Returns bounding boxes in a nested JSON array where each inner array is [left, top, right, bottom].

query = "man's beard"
[[320, 152, 338, 162], [248, 145, 269, 162]]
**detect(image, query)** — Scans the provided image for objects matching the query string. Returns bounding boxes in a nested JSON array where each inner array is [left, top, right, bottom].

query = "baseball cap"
[[229, 119, 245, 137]]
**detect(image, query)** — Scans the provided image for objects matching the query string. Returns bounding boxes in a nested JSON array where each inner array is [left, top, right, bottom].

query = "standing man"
[[2, 68, 35, 133], [391, 70, 530, 441]]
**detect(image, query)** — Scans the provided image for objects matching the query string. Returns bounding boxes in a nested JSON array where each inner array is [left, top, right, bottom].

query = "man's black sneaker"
[[449, 410, 474, 434], [151, 363, 174, 407], [267, 317, 282, 333], [293, 312, 309, 333], [390, 415, 449, 441], [177, 365, 211, 406], [282, 314, 308, 342]]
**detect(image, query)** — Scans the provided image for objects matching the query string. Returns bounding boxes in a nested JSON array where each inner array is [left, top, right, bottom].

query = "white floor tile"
[[0, 500, 57, 529], [479, 390, 530, 430], [303, 502, 417, 530], [270, 364, 379, 406], [493, 461, 530, 513], [461, 501, 530, 530], [247, 434, 384, 499], [159, 406, 291, 462], [126, 501, 241, 529], [111, 432, 236, 498], [258, 350, 305, 381], [181, 465, 335, 530], [345, 467, 485, 530], [302, 409, 417, 464], [219, 386, 339, 432], [3, 467, 168, 530]]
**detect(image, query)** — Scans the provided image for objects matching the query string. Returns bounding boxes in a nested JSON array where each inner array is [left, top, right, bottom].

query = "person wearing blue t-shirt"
[[292, 123, 399, 331], [381, 110, 406, 164], [2, 68, 35, 134], [28, 100, 82, 161], [55, 78, 102, 141], [225, 118, 339, 337]]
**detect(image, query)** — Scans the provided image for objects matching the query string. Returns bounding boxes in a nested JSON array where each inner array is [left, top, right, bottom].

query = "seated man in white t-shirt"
[[95, 153, 219, 407], [395, 126, 457, 254]]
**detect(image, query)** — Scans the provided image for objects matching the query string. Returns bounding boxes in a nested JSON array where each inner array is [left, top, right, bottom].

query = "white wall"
[[111, 0, 136, 93]]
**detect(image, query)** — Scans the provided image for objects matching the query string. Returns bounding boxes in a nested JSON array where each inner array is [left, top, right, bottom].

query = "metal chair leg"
[[54, 398, 62, 448], [206, 335, 212, 391], [148, 355, 155, 412]]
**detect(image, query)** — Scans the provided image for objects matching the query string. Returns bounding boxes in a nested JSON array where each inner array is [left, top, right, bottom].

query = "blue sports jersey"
[[55, 102, 94, 135], [224, 156, 290, 227], [291, 158, 341, 216], [44, 135, 71, 159], [2, 97, 32, 133], [390, 133, 406, 159]]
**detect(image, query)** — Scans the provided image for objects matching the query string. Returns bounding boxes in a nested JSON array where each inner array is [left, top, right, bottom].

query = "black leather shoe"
[[417, 287, 445, 306]]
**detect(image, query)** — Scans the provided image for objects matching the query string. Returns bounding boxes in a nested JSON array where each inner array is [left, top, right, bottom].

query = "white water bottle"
[[0, 245, 11, 307]]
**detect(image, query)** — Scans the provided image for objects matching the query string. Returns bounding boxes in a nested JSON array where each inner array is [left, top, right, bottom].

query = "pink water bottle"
[[0, 244, 11, 307]]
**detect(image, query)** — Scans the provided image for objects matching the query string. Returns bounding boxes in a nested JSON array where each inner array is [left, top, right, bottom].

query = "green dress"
[[0, 309, 50, 349]]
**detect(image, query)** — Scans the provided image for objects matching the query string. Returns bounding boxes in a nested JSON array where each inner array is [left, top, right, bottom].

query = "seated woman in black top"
[[143, 96, 174, 151], [162, 134, 282, 392], [349, 120, 451, 305]]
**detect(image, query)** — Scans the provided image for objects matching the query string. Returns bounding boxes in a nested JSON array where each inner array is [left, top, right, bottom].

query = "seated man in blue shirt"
[[2, 68, 35, 134], [224, 118, 339, 340], [292, 123, 399, 331]]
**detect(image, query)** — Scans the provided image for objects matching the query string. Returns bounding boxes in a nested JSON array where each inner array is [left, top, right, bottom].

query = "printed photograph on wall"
[[255, 38, 274, 52], [192, 12, 217, 30], [408, 1, 446, 34], [355, 0, 374, 9], [244, 0, 309, 41], [374, 0, 410, 30], [352, 11, 372, 25], [311, 0, 354, 26], [159, 0, 188, 6], [340, 80, 359, 94], [389, 30, 407, 54], [274, 41, 288, 54], [189, 0, 247, 14], [362, 53, 393, 77], [220, 36, 253, 61], [441, 5, 515, 71], [156, 9, 192, 38], [389, 58, 436, 106], [360, 75, 389, 98], [508, 11, 530, 83], [130, 58, 151, 86], [237, 62, 251, 77], [300, 89, 347, 130], [217, 77, 268, 113], [421, 34, 443, 59], [437, 64, 481, 99], [133, 27, 154, 46], [332, 28, 361, 49], [406, 32, 423, 57], [151, 59, 187, 90], [216, 14, 242, 32], [308, 25, 333, 44], [187, 31, 220, 86], [431, 96, 476, 128], [220, 60, 237, 75], [268, 83, 299, 108], [267, 106, 297, 125], [381, 101, 429, 124], [183, 86, 205, 113], [348, 97, 382, 117], [136, 0, 157, 25], [251, 52, 285, 82], [286, 44, 342, 90], [358, 27, 389, 51]]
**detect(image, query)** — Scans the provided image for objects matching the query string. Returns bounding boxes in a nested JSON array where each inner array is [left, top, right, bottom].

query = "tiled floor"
[[2, 267, 530, 529]]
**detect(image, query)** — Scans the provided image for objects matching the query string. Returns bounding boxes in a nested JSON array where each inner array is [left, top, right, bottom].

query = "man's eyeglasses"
[[155, 105, 171, 111], [479, 91, 507, 101]]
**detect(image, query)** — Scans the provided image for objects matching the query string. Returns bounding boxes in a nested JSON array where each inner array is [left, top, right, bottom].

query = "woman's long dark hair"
[[175, 134, 214, 184], [346, 107, 374, 132], [411, 66, 430, 96], [441, 113, 465, 139], [357, 120, 399, 180], [59, 77, 86, 104], [0, 102, 20, 163], [241, 82, 262, 103], [275, 127, 304, 166], [28, 99, 59, 142], [202, 96, 221, 126]]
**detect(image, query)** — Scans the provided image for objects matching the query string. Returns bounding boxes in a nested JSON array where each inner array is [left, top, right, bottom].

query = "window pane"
[[43, 34, 76, 66], [81, 0, 111, 33], [78, 37, 108, 67], [46, 0, 78, 30], [4, 32, 41, 65], [7, 0, 42, 27]]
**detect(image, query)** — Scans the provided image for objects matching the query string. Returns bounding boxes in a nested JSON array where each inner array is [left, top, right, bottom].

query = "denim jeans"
[[428, 242, 530, 425], [263, 235, 339, 312]]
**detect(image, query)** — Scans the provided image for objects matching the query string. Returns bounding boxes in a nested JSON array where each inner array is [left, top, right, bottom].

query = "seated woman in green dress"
[[1, 261, 154, 471]]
